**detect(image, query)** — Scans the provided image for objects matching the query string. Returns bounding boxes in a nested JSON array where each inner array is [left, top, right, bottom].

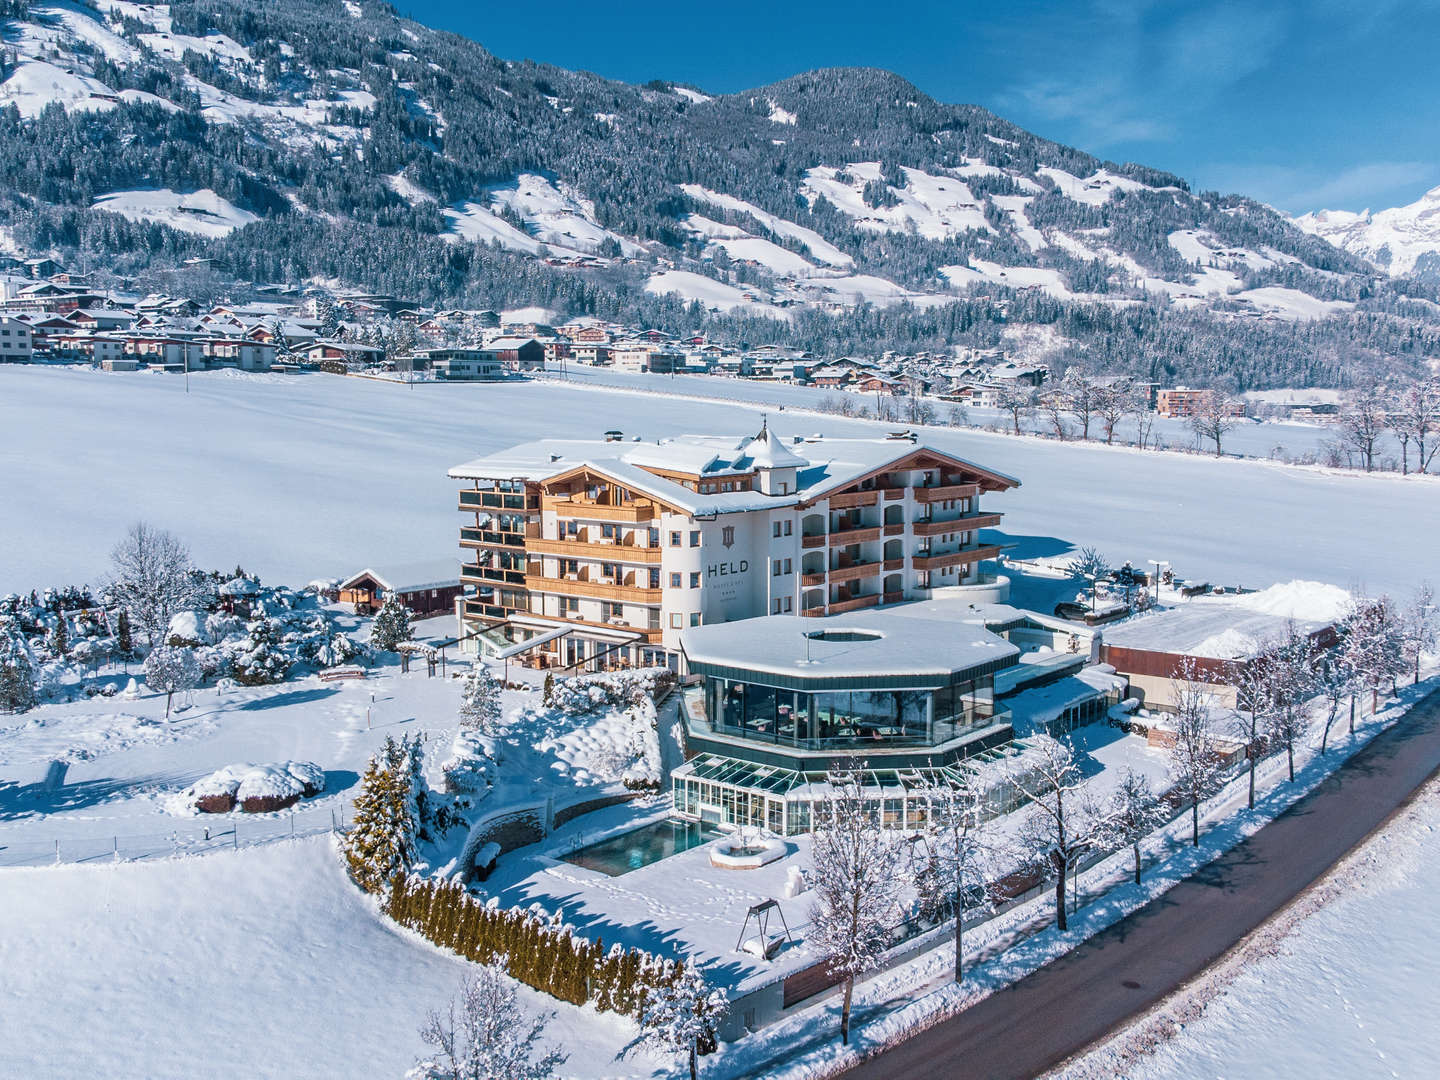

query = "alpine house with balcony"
[[448, 423, 1019, 671]]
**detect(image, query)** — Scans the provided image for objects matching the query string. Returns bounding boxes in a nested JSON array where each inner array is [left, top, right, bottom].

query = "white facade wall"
[[0, 318, 33, 361]]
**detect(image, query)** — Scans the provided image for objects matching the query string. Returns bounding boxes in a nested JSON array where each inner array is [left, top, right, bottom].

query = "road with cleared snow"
[[846, 687, 1440, 1080]]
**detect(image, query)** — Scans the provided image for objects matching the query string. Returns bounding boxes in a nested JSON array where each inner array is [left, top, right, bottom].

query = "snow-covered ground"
[[2, 364, 1435, 598], [1071, 778, 1440, 1080], [0, 834, 663, 1079]]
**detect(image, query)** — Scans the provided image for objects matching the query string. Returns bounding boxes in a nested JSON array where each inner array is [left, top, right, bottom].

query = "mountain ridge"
[[0, 0, 1437, 388]]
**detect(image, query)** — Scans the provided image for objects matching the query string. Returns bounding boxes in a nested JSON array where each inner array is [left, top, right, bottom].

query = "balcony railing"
[[912, 513, 1002, 537], [542, 496, 657, 522], [913, 482, 979, 503], [827, 593, 881, 615], [524, 574, 662, 603], [460, 527, 527, 549], [527, 536, 663, 562], [459, 490, 531, 511], [801, 571, 826, 587], [801, 534, 827, 548], [828, 561, 880, 584], [828, 491, 879, 509], [828, 526, 881, 547], [912, 544, 1003, 572]]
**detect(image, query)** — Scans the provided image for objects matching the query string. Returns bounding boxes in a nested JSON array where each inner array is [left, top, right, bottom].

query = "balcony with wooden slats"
[[913, 482, 979, 503], [527, 536, 664, 563], [911, 512, 1002, 537]]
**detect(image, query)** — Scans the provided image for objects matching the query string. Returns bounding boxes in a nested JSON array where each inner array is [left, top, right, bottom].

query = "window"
[[601, 562, 618, 579], [690, 572, 701, 588], [649, 528, 660, 547], [773, 560, 782, 577], [601, 523, 616, 539], [772, 598, 783, 614], [670, 572, 682, 588], [690, 613, 702, 627], [690, 531, 701, 547], [784, 520, 793, 536], [784, 558, 792, 574], [608, 602, 624, 619], [670, 531, 682, 547], [649, 568, 661, 589], [772, 521, 782, 538], [670, 613, 684, 629], [782, 596, 793, 612], [778, 482, 789, 494]]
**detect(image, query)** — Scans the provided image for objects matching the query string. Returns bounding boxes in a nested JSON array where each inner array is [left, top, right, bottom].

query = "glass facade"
[[697, 674, 998, 753]]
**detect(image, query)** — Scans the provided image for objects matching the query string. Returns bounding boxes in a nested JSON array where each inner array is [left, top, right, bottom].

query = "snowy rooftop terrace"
[[1101, 580, 1353, 660], [680, 608, 1020, 687]]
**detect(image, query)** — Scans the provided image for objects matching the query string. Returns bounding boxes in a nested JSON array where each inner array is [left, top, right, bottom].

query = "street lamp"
[[1148, 559, 1169, 603]]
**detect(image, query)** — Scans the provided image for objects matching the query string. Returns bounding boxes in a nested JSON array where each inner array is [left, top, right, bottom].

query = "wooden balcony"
[[828, 526, 881, 547], [543, 495, 657, 522], [460, 527, 526, 550], [461, 564, 526, 586], [912, 513, 1002, 537], [801, 572, 826, 587], [912, 544, 1003, 572], [883, 523, 904, 536], [459, 490, 532, 512], [528, 536, 663, 563], [828, 593, 881, 615], [524, 574, 663, 603], [801, 534, 827, 549], [883, 558, 904, 571], [882, 487, 906, 501], [828, 561, 881, 584], [800, 606, 827, 618], [883, 590, 904, 604], [913, 482, 979, 503], [828, 490, 879, 510]]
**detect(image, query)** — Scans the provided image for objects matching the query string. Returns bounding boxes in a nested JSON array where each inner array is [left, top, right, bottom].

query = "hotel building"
[[448, 425, 1019, 670]]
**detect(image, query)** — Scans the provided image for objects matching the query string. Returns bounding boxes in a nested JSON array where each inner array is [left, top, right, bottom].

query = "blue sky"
[[403, 0, 1440, 215]]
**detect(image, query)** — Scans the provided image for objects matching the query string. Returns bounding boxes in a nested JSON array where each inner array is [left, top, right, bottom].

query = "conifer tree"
[[51, 616, 68, 658], [115, 609, 133, 661], [370, 593, 413, 652], [231, 615, 292, 685], [458, 664, 504, 733], [343, 753, 418, 893], [0, 622, 38, 714]]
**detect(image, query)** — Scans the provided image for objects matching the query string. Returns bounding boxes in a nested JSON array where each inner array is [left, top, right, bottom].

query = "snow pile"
[[1189, 627, 1263, 661], [441, 728, 498, 796], [166, 611, 211, 646], [91, 189, 261, 238], [1229, 580, 1353, 623]]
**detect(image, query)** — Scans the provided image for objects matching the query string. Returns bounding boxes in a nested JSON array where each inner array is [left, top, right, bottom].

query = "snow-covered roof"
[[339, 559, 460, 594], [680, 606, 1020, 686], [449, 431, 1020, 517], [1101, 581, 1349, 660]]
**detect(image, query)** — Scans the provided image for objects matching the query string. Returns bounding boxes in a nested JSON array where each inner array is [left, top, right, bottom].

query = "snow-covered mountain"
[[1, 0, 1437, 386], [1294, 186, 1440, 280]]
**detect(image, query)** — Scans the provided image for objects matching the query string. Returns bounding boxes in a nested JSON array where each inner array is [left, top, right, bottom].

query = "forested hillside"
[[2, 0, 1438, 388]]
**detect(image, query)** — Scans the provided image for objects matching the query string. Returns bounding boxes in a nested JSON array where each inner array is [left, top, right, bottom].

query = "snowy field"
[[0, 835, 662, 1079], [3, 364, 1436, 599]]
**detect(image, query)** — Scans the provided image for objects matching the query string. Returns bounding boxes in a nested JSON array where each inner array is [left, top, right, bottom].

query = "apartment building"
[[1156, 386, 1247, 419], [0, 317, 33, 362], [449, 425, 1019, 670]]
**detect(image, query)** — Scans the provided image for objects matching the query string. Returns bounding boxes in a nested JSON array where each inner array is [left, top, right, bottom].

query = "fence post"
[[290, 813, 295, 836], [113, 835, 118, 862], [233, 824, 239, 850], [54, 838, 59, 865]]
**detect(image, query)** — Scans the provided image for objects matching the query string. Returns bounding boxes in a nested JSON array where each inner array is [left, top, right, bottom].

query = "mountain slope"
[[1295, 186, 1440, 281], [1, 0, 1438, 388]]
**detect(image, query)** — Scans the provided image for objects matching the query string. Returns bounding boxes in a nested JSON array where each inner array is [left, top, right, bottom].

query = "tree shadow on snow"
[[237, 686, 340, 710]]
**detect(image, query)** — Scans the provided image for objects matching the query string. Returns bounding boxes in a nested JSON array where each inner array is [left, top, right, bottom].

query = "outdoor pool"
[[559, 819, 722, 876]]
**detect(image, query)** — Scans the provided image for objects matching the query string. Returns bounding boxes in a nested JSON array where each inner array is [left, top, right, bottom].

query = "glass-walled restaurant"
[[695, 675, 1003, 752]]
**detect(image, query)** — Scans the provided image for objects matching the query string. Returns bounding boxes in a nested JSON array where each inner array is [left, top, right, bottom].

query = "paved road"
[[847, 688, 1440, 1080]]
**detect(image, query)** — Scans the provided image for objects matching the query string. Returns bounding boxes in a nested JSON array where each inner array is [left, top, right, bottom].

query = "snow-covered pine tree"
[[458, 664, 503, 733], [542, 671, 555, 707], [636, 961, 725, 1080], [143, 642, 202, 717], [51, 615, 68, 658], [343, 753, 417, 894], [0, 620, 37, 713], [231, 615, 292, 685], [115, 609, 133, 661], [809, 758, 906, 1045], [371, 593, 413, 652]]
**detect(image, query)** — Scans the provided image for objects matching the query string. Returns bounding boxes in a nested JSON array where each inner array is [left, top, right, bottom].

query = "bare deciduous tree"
[[1188, 388, 1240, 457], [415, 963, 567, 1080], [809, 759, 906, 1045], [1402, 582, 1438, 686], [914, 772, 992, 982], [1337, 384, 1389, 473], [995, 381, 1035, 436], [1013, 735, 1097, 931], [1095, 767, 1167, 886], [108, 522, 199, 649], [1389, 378, 1440, 475], [1167, 658, 1224, 846]]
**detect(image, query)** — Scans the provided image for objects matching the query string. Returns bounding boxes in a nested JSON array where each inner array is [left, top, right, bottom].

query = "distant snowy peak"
[[1295, 185, 1440, 278]]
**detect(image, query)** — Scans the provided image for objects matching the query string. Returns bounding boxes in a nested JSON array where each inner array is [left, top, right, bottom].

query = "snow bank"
[[1228, 580, 1353, 623]]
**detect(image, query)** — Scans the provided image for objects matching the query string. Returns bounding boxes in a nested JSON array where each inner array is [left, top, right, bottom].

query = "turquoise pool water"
[[559, 820, 722, 876]]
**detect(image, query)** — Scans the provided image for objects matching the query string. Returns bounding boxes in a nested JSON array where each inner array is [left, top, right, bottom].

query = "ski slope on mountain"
[[92, 188, 261, 238], [1, 366, 1434, 600]]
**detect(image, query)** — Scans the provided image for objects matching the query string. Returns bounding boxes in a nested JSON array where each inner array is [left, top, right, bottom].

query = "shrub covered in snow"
[[186, 760, 326, 813], [165, 611, 211, 647], [547, 667, 677, 717], [441, 729, 498, 796], [230, 616, 293, 686], [370, 593, 413, 652]]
